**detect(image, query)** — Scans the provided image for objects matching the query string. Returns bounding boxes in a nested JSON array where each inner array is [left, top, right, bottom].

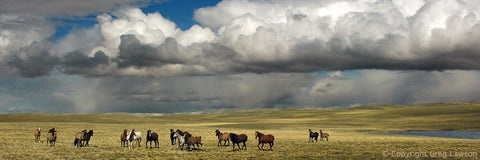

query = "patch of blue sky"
[[51, 1, 222, 40], [310, 70, 362, 77], [51, 15, 98, 40], [140, 0, 221, 31]]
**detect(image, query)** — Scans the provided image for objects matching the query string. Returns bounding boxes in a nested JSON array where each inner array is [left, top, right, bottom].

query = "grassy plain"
[[0, 102, 479, 159]]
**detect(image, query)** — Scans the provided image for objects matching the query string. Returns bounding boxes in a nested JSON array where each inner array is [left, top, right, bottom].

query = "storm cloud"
[[1, 0, 480, 113]]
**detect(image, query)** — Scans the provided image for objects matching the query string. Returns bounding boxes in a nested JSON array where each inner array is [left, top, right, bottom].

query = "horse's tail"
[[74, 139, 78, 146]]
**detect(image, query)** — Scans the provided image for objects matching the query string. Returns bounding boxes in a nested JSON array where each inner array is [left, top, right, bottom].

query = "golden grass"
[[0, 102, 479, 159]]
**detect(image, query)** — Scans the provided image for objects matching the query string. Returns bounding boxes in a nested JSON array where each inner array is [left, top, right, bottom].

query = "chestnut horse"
[[255, 131, 274, 151], [34, 128, 41, 142], [120, 129, 128, 147]]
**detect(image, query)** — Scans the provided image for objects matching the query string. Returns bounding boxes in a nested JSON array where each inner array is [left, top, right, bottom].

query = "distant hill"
[[1, 101, 479, 132]]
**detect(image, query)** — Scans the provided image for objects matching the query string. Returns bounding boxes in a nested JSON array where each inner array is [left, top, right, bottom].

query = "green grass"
[[0, 102, 479, 159]]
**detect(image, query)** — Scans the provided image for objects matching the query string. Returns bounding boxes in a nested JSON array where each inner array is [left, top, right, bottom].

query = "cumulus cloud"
[[3, 0, 480, 77], [48, 0, 479, 78]]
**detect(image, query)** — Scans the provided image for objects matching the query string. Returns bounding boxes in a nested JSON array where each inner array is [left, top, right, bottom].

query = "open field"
[[0, 102, 479, 159]]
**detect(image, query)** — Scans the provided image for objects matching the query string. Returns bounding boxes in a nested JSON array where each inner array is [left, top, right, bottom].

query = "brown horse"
[[319, 130, 329, 141], [255, 131, 274, 151], [120, 129, 128, 147], [215, 130, 230, 146], [34, 128, 41, 142], [74, 129, 86, 147]]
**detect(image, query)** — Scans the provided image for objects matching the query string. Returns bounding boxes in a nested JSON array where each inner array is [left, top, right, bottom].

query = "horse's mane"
[[255, 131, 264, 136]]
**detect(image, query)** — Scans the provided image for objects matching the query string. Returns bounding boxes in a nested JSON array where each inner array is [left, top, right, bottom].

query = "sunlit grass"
[[0, 102, 479, 159]]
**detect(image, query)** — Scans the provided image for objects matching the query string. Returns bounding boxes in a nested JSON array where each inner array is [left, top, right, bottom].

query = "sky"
[[1, 0, 480, 114]]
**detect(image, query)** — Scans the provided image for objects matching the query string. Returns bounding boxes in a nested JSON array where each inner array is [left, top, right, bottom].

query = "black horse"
[[83, 130, 94, 146], [309, 129, 319, 142], [146, 130, 159, 148]]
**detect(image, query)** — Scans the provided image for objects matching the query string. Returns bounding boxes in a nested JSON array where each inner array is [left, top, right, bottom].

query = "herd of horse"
[[34, 128, 330, 151]]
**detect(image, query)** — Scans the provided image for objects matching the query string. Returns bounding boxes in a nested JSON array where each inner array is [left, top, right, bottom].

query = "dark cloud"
[[116, 35, 185, 68], [63, 50, 110, 76], [6, 42, 60, 77]]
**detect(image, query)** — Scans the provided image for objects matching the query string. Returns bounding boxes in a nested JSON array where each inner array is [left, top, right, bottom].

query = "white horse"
[[173, 132, 185, 150], [127, 130, 142, 149]]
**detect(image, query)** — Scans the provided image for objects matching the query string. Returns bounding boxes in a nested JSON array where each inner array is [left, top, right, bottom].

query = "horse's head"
[[215, 130, 220, 136], [255, 131, 258, 139], [170, 129, 174, 132], [147, 130, 152, 137], [88, 130, 94, 136]]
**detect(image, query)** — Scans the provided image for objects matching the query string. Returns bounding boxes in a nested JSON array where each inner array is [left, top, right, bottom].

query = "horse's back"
[[260, 134, 274, 142]]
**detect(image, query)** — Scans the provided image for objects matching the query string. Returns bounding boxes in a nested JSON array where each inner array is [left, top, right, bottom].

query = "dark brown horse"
[[170, 129, 176, 145], [255, 131, 274, 151], [229, 133, 247, 151], [309, 129, 319, 142]]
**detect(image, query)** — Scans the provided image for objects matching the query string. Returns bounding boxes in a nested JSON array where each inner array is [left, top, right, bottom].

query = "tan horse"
[[319, 130, 329, 141], [255, 131, 274, 151], [215, 130, 230, 146], [34, 128, 41, 142]]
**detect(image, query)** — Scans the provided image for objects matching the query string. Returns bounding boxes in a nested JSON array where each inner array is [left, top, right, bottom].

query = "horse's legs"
[[257, 143, 261, 150], [326, 137, 328, 141], [261, 143, 264, 150], [243, 142, 247, 150], [269, 142, 273, 151]]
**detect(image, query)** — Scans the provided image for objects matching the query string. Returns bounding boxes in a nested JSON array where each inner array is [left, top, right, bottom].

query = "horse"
[[83, 130, 94, 146], [74, 129, 86, 147], [184, 132, 202, 151], [46, 128, 57, 147], [170, 129, 176, 145], [146, 130, 159, 148], [215, 130, 230, 146], [175, 129, 185, 148], [255, 131, 274, 151], [173, 131, 185, 150], [120, 129, 128, 147], [127, 130, 142, 149], [308, 129, 319, 142], [229, 133, 247, 151], [34, 128, 41, 142], [319, 130, 329, 141]]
